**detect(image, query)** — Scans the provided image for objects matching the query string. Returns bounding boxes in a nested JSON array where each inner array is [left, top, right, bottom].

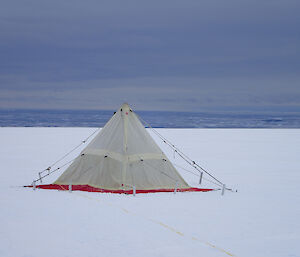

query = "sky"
[[0, 0, 300, 112]]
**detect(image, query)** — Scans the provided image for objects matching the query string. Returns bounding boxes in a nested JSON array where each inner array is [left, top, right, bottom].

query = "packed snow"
[[0, 128, 299, 257]]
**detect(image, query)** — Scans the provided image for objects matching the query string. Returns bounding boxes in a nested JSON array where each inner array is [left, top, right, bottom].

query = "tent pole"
[[69, 183, 72, 193], [33, 181, 36, 190], [133, 186, 136, 196]]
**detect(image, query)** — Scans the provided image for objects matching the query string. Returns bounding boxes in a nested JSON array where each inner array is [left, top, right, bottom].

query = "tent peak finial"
[[121, 103, 131, 111]]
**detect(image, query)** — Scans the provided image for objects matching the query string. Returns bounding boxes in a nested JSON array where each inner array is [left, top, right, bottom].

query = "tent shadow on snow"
[[27, 103, 217, 194]]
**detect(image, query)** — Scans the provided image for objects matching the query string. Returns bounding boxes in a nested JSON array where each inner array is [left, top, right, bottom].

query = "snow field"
[[0, 128, 299, 257]]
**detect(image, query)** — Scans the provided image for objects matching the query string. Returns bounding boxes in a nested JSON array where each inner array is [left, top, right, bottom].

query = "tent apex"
[[120, 102, 131, 112]]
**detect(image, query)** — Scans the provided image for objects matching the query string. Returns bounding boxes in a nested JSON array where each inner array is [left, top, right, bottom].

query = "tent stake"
[[69, 183, 72, 193], [174, 181, 178, 194], [38, 172, 42, 183], [133, 186, 136, 196], [199, 171, 203, 184], [221, 184, 226, 195]]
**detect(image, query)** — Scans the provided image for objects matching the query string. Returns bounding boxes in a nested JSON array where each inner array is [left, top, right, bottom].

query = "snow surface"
[[0, 128, 299, 257]]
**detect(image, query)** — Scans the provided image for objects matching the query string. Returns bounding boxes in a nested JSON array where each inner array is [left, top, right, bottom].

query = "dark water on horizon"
[[0, 109, 300, 128]]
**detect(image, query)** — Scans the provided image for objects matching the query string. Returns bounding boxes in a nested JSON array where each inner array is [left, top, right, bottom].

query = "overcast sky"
[[0, 0, 299, 112]]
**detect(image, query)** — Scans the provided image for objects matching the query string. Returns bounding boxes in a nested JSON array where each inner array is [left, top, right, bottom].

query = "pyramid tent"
[[34, 103, 212, 194]]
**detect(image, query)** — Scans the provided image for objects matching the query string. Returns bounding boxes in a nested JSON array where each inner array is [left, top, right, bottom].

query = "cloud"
[[1, 76, 300, 111], [0, 0, 299, 111]]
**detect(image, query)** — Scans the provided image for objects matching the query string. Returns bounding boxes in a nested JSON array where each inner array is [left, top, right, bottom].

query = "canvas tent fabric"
[[32, 103, 212, 194]]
